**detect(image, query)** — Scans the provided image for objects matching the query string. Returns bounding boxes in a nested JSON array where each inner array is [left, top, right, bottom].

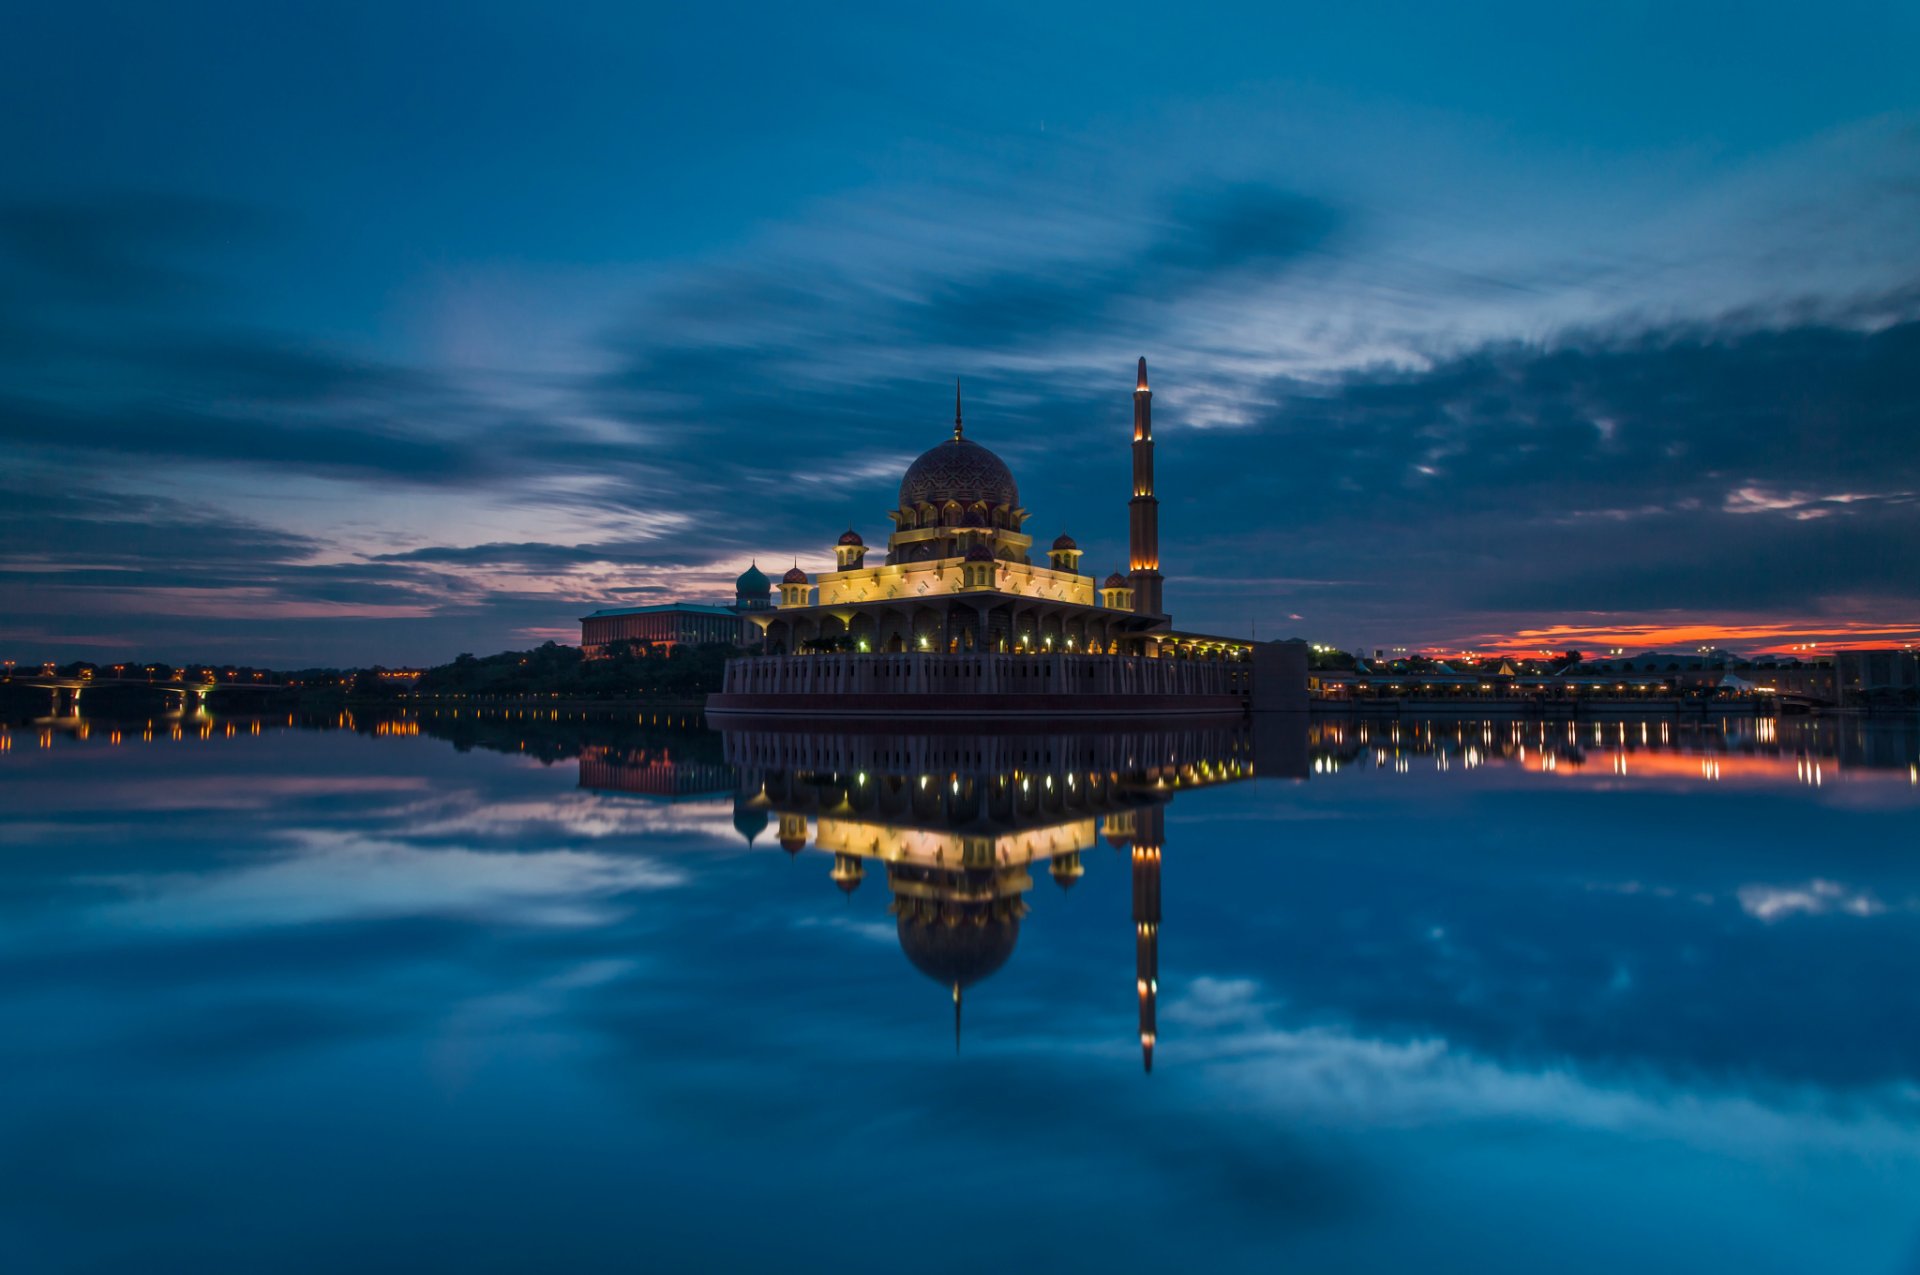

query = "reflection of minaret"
[[1132, 804, 1163, 1073], [1128, 357, 1164, 616]]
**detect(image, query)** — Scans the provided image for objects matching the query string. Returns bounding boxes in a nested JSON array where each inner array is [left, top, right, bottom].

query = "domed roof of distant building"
[[736, 562, 770, 594], [732, 806, 769, 845], [837, 528, 864, 546], [782, 565, 809, 585], [779, 832, 806, 854], [899, 437, 1019, 510], [1051, 532, 1077, 551], [1104, 571, 1129, 588], [965, 543, 995, 562]]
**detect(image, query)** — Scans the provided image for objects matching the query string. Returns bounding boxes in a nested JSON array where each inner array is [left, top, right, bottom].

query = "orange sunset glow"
[[1441, 620, 1920, 659]]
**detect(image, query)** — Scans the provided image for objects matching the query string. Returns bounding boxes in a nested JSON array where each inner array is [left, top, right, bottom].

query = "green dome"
[[735, 562, 771, 596]]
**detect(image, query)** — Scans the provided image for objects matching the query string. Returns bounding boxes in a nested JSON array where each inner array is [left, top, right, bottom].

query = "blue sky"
[[3, 2, 1918, 663]]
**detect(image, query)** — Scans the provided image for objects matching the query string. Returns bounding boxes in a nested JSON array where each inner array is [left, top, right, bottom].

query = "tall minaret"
[[1132, 804, 1163, 1073], [1128, 357, 1164, 616]]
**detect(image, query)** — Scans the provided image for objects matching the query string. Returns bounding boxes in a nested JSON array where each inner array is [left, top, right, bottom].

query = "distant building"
[[1836, 649, 1920, 706], [580, 564, 778, 657]]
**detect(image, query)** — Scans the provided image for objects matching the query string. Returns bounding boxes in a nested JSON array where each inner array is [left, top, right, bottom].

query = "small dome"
[[962, 508, 988, 528], [732, 806, 768, 845], [900, 437, 1018, 510], [1103, 571, 1129, 589], [782, 565, 810, 585], [779, 833, 806, 855], [1051, 533, 1077, 551], [965, 543, 995, 562], [735, 563, 771, 595], [837, 528, 864, 546]]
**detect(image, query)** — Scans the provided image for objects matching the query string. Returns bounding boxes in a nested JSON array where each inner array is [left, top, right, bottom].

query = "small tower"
[[778, 564, 811, 609], [777, 812, 809, 855], [830, 853, 865, 895], [835, 529, 867, 571], [1048, 532, 1082, 575], [1100, 571, 1135, 612], [961, 542, 997, 591], [1049, 850, 1085, 890]]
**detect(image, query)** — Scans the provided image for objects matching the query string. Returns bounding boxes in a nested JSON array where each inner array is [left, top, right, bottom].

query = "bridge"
[[2, 676, 292, 716]]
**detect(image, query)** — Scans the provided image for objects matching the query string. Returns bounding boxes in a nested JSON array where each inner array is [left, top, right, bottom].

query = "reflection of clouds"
[[1162, 978, 1920, 1153], [1, 774, 431, 815], [1738, 880, 1889, 923], [793, 914, 896, 946], [403, 792, 744, 845], [88, 829, 685, 930]]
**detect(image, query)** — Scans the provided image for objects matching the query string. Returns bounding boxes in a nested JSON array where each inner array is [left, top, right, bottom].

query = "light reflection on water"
[[2, 709, 1919, 1274]]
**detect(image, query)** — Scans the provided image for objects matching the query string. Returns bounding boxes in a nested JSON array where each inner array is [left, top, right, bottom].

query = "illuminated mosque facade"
[[740, 359, 1244, 661]]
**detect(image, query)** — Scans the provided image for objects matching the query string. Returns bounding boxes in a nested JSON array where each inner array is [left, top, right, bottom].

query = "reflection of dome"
[[779, 832, 806, 855], [732, 805, 769, 845], [1103, 571, 1129, 588], [899, 438, 1018, 509], [897, 915, 1019, 990], [964, 543, 994, 562], [735, 563, 770, 595], [782, 565, 809, 585], [837, 528, 864, 546], [1051, 532, 1077, 551]]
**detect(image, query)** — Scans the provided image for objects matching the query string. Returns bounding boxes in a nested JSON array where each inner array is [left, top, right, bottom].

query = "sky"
[[2, 1, 1918, 665]]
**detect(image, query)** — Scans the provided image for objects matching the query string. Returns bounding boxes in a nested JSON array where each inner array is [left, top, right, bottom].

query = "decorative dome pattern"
[[837, 528, 864, 546], [898, 437, 1018, 510], [1103, 571, 1129, 588], [782, 565, 810, 585], [964, 543, 995, 562], [1051, 532, 1077, 551]]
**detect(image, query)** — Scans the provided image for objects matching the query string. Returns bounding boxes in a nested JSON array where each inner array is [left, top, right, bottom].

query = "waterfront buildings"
[[579, 599, 760, 657]]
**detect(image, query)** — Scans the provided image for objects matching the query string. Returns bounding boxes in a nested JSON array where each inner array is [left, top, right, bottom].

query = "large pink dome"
[[898, 437, 1018, 509]]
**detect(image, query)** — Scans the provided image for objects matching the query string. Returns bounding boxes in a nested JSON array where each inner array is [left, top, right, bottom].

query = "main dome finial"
[[954, 378, 963, 441]]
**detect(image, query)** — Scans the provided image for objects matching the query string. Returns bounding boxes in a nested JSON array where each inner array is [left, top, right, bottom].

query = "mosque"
[[741, 359, 1243, 660], [583, 359, 1254, 666]]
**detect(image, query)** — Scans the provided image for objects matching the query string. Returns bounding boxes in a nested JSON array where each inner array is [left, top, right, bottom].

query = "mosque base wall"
[[707, 692, 1247, 719], [708, 652, 1251, 718]]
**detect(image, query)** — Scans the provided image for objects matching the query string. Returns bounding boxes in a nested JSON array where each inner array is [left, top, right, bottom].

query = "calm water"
[[3, 709, 1919, 1274]]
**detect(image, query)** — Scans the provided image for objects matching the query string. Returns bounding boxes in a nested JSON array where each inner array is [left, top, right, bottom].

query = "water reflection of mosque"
[[721, 722, 1309, 1070]]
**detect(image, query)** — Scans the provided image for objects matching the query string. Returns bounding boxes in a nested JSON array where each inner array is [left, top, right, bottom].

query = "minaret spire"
[[1128, 357, 1164, 615], [953, 379, 964, 441]]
